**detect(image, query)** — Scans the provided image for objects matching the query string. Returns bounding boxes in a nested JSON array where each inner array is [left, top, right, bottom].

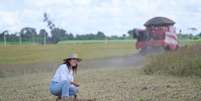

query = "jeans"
[[49, 81, 79, 97]]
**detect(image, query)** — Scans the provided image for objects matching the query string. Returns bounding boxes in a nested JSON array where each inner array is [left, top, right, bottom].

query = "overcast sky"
[[0, 0, 201, 36]]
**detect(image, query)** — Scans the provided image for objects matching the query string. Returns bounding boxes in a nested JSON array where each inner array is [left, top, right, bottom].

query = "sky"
[[0, 0, 201, 36]]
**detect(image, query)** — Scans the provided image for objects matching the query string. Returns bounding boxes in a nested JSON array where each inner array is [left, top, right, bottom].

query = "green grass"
[[178, 39, 201, 46], [59, 39, 135, 44], [144, 44, 201, 77], [0, 41, 136, 77], [0, 40, 135, 45], [0, 41, 136, 64]]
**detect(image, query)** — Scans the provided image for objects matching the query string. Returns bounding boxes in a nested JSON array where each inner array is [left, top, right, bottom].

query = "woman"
[[49, 53, 82, 101]]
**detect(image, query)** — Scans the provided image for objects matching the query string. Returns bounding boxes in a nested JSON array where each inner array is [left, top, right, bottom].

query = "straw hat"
[[63, 53, 82, 62]]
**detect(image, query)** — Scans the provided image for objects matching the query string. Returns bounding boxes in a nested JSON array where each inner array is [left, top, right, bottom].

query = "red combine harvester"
[[129, 17, 178, 54]]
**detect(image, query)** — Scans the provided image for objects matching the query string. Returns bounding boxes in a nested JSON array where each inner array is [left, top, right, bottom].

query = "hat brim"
[[64, 58, 82, 62]]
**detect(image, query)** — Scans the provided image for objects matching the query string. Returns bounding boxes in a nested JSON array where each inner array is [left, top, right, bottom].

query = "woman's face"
[[69, 59, 78, 67]]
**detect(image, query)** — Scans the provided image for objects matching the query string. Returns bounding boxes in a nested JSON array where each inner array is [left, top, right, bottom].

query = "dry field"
[[0, 41, 200, 101]]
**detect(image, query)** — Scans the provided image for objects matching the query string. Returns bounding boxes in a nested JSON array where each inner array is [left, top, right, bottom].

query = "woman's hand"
[[71, 82, 80, 87], [74, 83, 80, 87]]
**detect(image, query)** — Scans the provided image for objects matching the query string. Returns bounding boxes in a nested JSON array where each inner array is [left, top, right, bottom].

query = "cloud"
[[0, 11, 21, 31], [0, 0, 201, 35]]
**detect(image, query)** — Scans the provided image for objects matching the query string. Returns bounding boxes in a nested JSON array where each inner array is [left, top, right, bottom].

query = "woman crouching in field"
[[49, 53, 81, 101]]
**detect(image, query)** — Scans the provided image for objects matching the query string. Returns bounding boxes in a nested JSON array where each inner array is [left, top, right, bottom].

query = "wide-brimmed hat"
[[63, 53, 82, 62]]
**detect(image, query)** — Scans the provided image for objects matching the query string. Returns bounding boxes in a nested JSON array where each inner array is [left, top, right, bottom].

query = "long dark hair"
[[63, 59, 78, 74]]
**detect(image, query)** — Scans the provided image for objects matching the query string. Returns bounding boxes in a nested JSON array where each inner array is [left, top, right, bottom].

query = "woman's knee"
[[70, 86, 79, 95], [61, 80, 71, 96]]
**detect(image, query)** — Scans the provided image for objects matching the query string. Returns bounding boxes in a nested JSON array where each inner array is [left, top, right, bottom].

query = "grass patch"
[[0, 41, 136, 64], [179, 39, 201, 45], [0, 41, 136, 77], [144, 44, 201, 77], [59, 39, 135, 44]]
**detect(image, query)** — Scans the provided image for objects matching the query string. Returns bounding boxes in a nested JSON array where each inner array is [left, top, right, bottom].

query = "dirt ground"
[[0, 54, 201, 101]]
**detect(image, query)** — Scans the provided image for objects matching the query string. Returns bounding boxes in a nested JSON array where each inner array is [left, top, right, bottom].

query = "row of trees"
[[0, 28, 130, 44], [177, 33, 201, 40]]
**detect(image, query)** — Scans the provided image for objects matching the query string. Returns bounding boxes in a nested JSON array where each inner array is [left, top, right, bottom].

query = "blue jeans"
[[49, 81, 79, 97]]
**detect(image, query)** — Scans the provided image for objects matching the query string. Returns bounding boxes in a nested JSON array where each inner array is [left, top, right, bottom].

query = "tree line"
[[0, 27, 130, 44]]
